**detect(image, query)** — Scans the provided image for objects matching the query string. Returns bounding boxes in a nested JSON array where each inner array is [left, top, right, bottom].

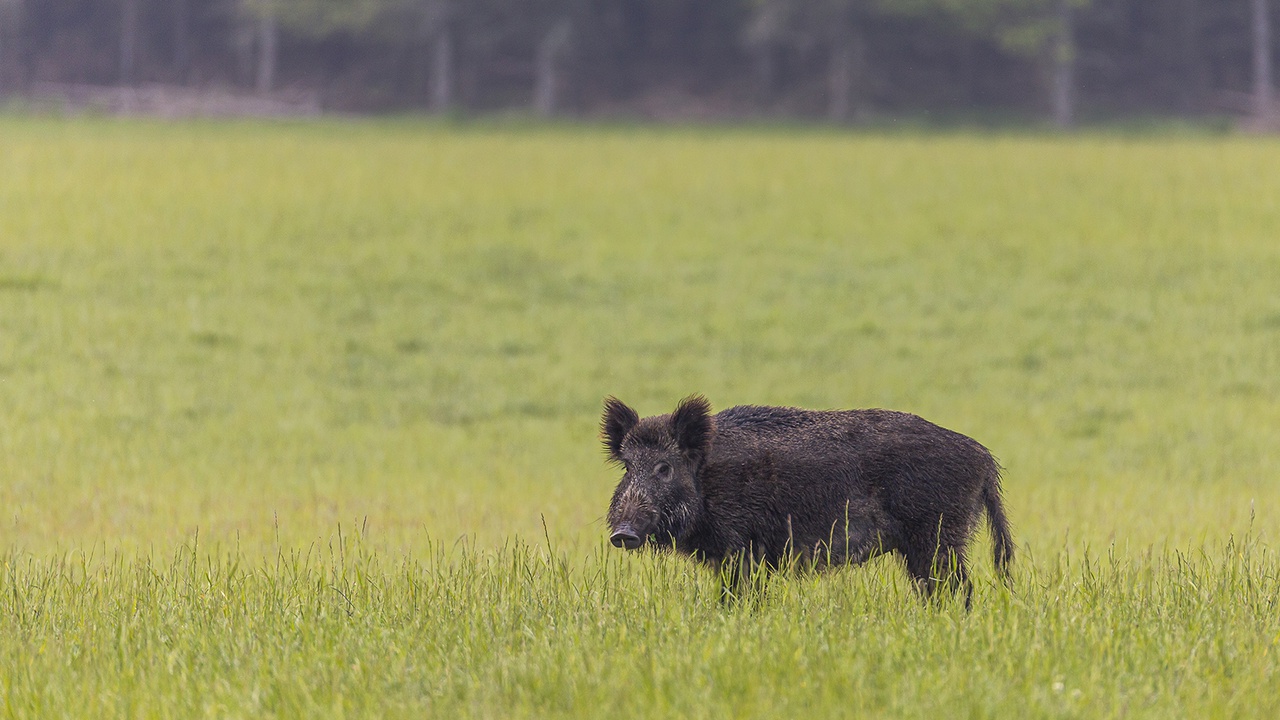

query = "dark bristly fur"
[[603, 396, 1014, 605]]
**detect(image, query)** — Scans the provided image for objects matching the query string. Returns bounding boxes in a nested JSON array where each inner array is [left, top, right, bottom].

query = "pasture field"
[[1, 118, 1278, 717]]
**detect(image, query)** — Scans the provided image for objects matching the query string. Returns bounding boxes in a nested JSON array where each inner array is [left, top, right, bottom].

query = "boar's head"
[[601, 395, 713, 551]]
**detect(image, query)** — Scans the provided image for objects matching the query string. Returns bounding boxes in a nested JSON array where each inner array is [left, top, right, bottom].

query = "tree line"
[[0, 0, 1274, 124]]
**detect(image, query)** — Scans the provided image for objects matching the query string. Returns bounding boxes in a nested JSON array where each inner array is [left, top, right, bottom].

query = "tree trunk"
[[744, 0, 784, 107], [754, 47, 776, 105], [960, 37, 978, 106], [534, 19, 572, 117], [1254, 0, 1274, 120], [234, 2, 253, 87], [1177, 0, 1206, 114], [0, 0, 17, 97], [256, 5, 277, 95], [828, 30, 864, 122], [828, 38, 851, 121], [120, 0, 139, 86], [430, 28, 453, 113], [174, 0, 190, 84], [1050, 0, 1075, 128]]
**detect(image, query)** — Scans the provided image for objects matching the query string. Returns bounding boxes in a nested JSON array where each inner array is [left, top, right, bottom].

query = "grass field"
[[1, 118, 1278, 717]]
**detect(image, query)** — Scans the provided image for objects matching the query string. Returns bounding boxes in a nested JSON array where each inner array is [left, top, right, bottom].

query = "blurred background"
[[0, 0, 1277, 127]]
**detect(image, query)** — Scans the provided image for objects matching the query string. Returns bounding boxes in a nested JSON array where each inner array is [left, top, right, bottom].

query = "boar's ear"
[[601, 397, 640, 463], [672, 395, 714, 461]]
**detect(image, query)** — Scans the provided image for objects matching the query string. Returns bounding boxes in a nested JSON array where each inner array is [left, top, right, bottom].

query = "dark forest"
[[0, 0, 1275, 124]]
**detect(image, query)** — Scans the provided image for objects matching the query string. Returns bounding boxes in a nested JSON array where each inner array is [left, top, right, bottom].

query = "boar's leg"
[[717, 542, 769, 606], [824, 523, 891, 568], [804, 531, 886, 570], [906, 544, 973, 609], [816, 501, 895, 569], [903, 510, 981, 608]]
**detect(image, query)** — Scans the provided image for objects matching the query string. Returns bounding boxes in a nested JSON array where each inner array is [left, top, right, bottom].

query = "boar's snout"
[[610, 524, 643, 550]]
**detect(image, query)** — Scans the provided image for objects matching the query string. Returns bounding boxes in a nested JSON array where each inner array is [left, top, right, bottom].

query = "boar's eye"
[[653, 461, 672, 479]]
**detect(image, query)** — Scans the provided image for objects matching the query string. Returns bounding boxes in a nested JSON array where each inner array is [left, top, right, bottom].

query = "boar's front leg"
[[817, 522, 891, 568], [718, 541, 769, 605]]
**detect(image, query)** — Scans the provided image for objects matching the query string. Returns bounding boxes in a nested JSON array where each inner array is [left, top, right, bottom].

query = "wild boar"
[[602, 395, 1013, 604]]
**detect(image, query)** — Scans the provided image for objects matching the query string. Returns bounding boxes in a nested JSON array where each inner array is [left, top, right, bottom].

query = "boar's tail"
[[982, 466, 1014, 580]]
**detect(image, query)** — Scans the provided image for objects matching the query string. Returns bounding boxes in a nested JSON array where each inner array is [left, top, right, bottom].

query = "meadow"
[[0, 118, 1278, 717]]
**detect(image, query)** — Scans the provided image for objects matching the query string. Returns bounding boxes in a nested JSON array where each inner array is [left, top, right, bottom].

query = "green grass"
[[1, 118, 1278, 716], [3, 536, 1278, 718]]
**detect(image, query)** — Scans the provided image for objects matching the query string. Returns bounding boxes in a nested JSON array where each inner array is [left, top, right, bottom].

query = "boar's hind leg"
[[905, 544, 973, 610]]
